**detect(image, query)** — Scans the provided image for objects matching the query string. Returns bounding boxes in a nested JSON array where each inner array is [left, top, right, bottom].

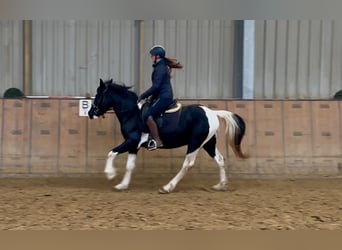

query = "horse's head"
[[88, 79, 112, 119]]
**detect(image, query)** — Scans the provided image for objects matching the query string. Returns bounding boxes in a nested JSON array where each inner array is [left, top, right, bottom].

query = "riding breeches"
[[142, 97, 173, 122]]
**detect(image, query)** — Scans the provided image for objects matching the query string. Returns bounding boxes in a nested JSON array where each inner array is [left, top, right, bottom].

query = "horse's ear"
[[110, 78, 113, 83], [100, 78, 104, 87]]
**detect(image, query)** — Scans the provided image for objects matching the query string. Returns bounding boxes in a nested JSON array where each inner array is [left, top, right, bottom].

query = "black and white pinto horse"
[[88, 79, 247, 193]]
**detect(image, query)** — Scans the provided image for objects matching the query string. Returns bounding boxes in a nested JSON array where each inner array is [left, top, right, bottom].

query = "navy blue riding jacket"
[[140, 58, 174, 121], [140, 58, 173, 100]]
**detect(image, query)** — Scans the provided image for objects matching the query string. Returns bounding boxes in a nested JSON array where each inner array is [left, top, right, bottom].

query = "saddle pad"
[[165, 102, 182, 113]]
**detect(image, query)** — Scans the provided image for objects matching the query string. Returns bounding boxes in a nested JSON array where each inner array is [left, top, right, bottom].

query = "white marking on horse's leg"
[[212, 148, 228, 191], [104, 151, 118, 180], [200, 107, 229, 191], [212, 148, 227, 190], [115, 154, 137, 190], [160, 150, 199, 194], [137, 133, 149, 148]]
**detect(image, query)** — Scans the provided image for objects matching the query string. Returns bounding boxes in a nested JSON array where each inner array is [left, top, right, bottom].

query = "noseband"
[[92, 85, 109, 117], [91, 103, 102, 116]]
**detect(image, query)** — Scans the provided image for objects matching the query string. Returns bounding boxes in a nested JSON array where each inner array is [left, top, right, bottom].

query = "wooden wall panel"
[[312, 158, 341, 176], [0, 99, 3, 169], [254, 101, 285, 176], [30, 100, 59, 173], [87, 114, 116, 173], [0, 99, 341, 178], [58, 100, 87, 173], [285, 158, 313, 176], [282, 101, 314, 176], [283, 101, 312, 157], [142, 149, 172, 174], [1, 100, 31, 173], [311, 101, 341, 156], [227, 101, 257, 175], [256, 158, 287, 176], [255, 101, 284, 157]]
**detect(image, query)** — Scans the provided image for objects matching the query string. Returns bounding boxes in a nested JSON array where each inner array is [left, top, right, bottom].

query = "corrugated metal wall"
[[27, 20, 236, 98], [31, 20, 137, 96], [4, 20, 342, 99], [142, 20, 235, 98], [254, 20, 342, 99], [0, 20, 236, 98], [0, 21, 23, 97], [29, 20, 235, 98]]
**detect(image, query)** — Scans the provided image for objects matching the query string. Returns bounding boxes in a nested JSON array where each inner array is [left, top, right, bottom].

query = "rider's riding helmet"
[[149, 45, 166, 58]]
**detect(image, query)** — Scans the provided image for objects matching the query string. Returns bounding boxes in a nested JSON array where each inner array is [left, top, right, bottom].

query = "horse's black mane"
[[102, 79, 137, 99], [103, 79, 132, 91]]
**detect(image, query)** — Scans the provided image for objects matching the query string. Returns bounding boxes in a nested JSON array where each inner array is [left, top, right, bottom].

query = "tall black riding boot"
[[146, 116, 164, 150]]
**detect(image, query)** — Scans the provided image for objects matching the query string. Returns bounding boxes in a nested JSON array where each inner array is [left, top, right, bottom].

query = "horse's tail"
[[214, 110, 248, 159]]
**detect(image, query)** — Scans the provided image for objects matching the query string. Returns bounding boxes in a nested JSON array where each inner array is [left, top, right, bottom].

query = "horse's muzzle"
[[88, 107, 96, 119], [88, 107, 104, 119]]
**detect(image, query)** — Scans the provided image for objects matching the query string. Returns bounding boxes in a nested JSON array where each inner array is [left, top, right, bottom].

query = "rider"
[[137, 45, 183, 150]]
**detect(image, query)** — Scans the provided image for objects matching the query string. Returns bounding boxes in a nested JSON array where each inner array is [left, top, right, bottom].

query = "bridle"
[[91, 103, 103, 117], [91, 85, 109, 117]]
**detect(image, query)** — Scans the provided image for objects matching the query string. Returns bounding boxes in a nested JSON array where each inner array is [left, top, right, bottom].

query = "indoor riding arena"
[[1, 98, 342, 230], [1, 20, 342, 230]]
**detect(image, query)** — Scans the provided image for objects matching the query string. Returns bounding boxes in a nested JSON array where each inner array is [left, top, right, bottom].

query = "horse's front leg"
[[104, 151, 118, 180], [106, 136, 140, 190], [114, 153, 137, 191]]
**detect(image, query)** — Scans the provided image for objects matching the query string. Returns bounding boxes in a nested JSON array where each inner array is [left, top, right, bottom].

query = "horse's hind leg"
[[211, 148, 227, 191], [203, 137, 227, 191], [159, 149, 200, 194]]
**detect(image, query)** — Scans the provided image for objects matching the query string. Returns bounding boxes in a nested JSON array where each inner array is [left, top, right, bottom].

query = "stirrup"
[[147, 139, 163, 151]]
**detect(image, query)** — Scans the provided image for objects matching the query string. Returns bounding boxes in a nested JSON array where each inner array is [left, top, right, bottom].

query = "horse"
[[88, 79, 247, 193]]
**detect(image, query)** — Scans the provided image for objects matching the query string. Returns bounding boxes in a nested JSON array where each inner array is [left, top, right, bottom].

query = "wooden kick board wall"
[[29, 100, 59, 173], [1, 99, 31, 173], [1, 99, 342, 178]]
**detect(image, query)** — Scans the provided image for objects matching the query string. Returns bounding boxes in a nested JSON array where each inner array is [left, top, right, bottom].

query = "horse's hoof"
[[212, 183, 228, 191], [158, 187, 170, 194], [105, 172, 116, 180], [113, 187, 122, 192], [113, 187, 127, 192], [114, 183, 128, 191]]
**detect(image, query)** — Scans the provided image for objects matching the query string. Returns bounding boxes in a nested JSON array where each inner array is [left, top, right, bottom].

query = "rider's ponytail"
[[165, 57, 183, 76]]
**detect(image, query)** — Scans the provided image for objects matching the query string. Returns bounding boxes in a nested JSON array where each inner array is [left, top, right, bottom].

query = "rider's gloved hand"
[[137, 97, 145, 110]]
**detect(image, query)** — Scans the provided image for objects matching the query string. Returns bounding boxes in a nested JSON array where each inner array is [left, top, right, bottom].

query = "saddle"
[[141, 99, 182, 133]]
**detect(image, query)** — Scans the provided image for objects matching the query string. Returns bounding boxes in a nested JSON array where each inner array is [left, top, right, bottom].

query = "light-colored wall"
[[0, 20, 235, 98], [0, 21, 23, 97], [1, 99, 341, 178], [142, 20, 235, 99], [254, 20, 342, 99], [31, 20, 137, 96], [3, 20, 342, 99]]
